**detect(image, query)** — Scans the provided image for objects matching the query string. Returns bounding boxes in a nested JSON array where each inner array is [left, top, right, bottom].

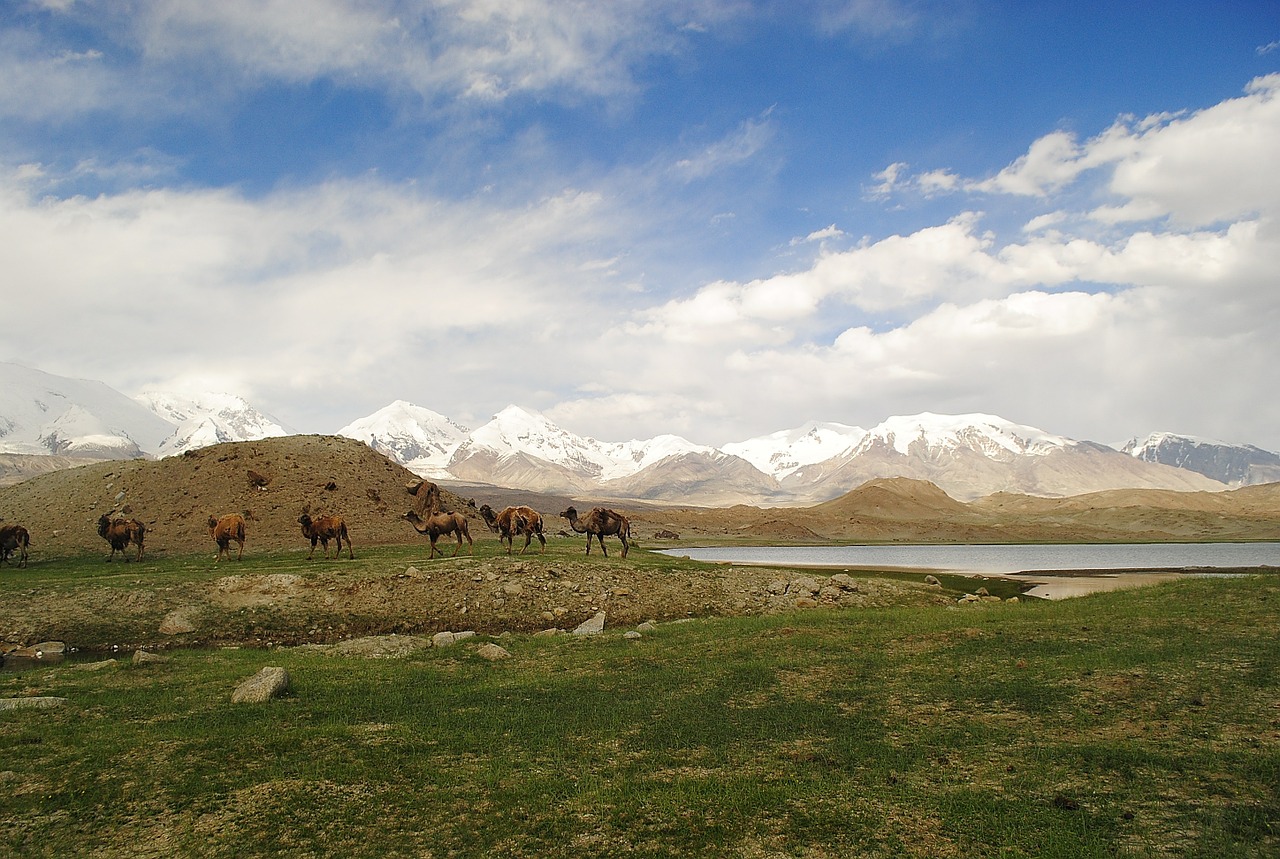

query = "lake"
[[657, 542, 1280, 599]]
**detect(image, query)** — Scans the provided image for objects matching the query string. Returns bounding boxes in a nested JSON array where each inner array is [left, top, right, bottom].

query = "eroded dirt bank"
[[0, 556, 954, 653]]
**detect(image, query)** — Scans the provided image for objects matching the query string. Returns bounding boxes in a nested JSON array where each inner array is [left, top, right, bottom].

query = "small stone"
[[132, 649, 170, 665], [624, 631, 642, 640], [159, 608, 197, 635], [573, 611, 607, 636], [476, 643, 511, 661], [231, 667, 290, 704]]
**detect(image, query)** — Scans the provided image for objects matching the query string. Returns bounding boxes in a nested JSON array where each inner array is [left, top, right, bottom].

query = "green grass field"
[[1, 555, 1277, 857]]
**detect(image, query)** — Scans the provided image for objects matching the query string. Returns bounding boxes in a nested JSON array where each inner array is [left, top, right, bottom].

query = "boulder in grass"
[[231, 667, 291, 704]]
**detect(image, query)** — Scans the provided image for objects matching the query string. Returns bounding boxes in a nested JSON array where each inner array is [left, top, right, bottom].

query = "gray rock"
[[0, 697, 67, 711], [924, 575, 941, 586], [791, 577, 820, 596], [624, 631, 642, 640], [636, 621, 657, 633], [231, 667, 290, 704], [432, 631, 475, 648], [8, 641, 66, 659], [159, 608, 198, 635], [573, 611, 607, 636], [132, 649, 171, 665], [476, 643, 511, 661]]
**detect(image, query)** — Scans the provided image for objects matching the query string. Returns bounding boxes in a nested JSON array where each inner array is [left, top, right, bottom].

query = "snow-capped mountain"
[[354, 406, 1227, 503], [136, 390, 292, 456], [1121, 432, 1280, 487], [778, 413, 1223, 501], [0, 362, 173, 458], [722, 421, 866, 480], [337, 401, 470, 478], [443, 405, 712, 493], [6, 362, 1277, 504]]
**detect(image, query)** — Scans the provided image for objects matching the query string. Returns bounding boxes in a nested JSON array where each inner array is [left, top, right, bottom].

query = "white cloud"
[[673, 109, 776, 180], [891, 75, 1280, 232]]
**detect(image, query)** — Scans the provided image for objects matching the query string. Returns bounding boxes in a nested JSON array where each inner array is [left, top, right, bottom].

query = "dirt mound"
[[0, 435, 478, 558], [813, 477, 975, 520]]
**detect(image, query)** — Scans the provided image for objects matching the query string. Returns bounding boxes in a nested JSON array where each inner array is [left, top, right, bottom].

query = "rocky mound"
[[0, 435, 478, 558]]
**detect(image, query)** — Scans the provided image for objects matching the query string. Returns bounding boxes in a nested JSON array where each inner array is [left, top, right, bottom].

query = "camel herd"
[[0, 479, 634, 567]]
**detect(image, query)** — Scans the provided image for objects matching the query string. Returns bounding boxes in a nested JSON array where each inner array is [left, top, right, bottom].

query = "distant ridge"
[[2, 363, 1276, 504]]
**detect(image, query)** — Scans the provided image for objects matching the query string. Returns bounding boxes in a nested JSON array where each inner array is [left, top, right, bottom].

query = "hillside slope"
[[0, 436, 476, 559]]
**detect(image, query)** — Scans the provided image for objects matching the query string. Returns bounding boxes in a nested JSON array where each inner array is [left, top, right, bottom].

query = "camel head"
[[207, 516, 218, 531], [297, 513, 312, 528], [559, 507, 578, 521]]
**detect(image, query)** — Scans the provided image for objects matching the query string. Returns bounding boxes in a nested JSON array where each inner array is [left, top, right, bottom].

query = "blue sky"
[[3, 1, 1280, 450]]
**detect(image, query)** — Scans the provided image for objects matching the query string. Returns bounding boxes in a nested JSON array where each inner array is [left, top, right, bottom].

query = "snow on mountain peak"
[[723, 421, 867, 479], [863, 412, 1071, 458], [337, 401, 469, 477], [136, 389, 291, 456]]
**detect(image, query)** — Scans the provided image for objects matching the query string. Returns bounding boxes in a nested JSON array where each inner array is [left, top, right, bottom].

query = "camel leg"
[[599, 535, 609, 558], [236, 540, 244, 561], [519, 532, 532, 555], [537, 532, 546, 553], [620, 533, 629, 558]]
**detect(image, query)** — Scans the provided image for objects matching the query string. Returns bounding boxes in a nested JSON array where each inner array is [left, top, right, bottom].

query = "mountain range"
[[1, 361, 1276, 503]]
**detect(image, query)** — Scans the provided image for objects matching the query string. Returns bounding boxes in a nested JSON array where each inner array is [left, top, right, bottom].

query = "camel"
[[406, 479, 442, 516], [298, 513, 353, 560], [0, 523, 30, 568], [559, 506, 631, 558], [478, 504, 546, 555], [97, 513, 146, 562], [403, 509, 473, 559], [208, 513, 246, 562]]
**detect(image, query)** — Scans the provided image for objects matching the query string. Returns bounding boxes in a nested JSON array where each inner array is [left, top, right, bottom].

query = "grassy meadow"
[[0, 550, 1277, 857]]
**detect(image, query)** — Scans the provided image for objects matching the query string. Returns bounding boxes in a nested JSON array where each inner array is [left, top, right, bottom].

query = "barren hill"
[[0, 435, 477, 559]]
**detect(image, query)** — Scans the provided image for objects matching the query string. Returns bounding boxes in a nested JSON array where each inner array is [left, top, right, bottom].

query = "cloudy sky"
[[3, 2, 1279, 450]]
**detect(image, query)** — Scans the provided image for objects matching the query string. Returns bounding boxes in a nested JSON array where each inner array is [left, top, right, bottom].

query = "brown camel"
[[97, 513, 146, 562], [404, 509, 473, 559], [559, 506, 631, 558], [406, 479, 442, 516], [478, 504, 547, 555], [0, 523, 30, 568], [208, 514, 246, 562], [298, 513, 353, 560]]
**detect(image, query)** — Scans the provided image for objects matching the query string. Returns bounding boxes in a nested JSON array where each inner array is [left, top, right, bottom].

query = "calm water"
[[657, 542, 1280, 574]]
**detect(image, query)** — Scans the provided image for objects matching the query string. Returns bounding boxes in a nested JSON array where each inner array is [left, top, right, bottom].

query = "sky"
[[2, 1, 1280, 451]]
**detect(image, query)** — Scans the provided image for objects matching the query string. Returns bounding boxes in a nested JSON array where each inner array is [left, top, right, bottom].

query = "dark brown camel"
[[559, 506, 631, 558], [208, 513, 246, 562], [404, 509, 473, 559], [0, 523, 30, 568], [478, 504, 547, 555], [298, 513, 353, 559], [406, 479, 443, 516], [97, 513, 146, 562]]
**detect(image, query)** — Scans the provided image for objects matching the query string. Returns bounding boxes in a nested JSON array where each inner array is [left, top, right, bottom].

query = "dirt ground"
[[0, 549, 959, 654]]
